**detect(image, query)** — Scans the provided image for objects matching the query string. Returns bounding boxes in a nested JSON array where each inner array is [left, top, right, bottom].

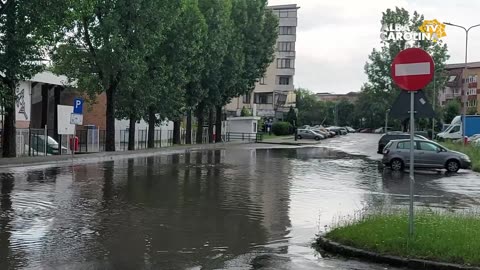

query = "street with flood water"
[[1, 133, 479, 270]]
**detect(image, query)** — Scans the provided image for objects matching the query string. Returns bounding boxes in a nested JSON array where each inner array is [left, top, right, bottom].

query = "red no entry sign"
[[391, 48, 434, 91]]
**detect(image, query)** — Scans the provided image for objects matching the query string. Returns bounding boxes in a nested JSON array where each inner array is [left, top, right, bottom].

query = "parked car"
[[377, 132, 429, 154], [468, 134, 480, 142], [297, 129, 325, 141], [30, 135, 68, 155], [310, 129, 331, 138], [375, 127, 394, 134], [345, 127, 356, 133], [359, 128, 375, 133], [382, 139, 471, 173], [327, 126, 347, 135]]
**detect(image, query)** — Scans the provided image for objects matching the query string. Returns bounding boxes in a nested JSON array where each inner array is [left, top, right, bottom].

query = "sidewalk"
[[261, 136, 322, 146], [0, 141, 248, 169]]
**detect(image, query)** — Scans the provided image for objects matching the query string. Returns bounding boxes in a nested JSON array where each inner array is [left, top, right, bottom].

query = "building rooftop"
[[446, 61, 480, 69], [268, 4, 299, 10]]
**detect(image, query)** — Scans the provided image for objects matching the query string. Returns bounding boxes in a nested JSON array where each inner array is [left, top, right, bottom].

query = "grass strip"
[[441, 142, 480, 172], [324, 211, 480, 266]]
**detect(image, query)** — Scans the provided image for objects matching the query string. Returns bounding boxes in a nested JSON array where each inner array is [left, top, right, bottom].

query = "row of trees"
[[0, 0, 279, 157]]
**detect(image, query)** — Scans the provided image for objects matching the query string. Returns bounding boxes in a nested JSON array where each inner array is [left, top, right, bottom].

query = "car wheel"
[[297, 135, 302, 139], [315, 136, 320, 141], [390, 159, 404, 171], [446, 160, 460, 173]]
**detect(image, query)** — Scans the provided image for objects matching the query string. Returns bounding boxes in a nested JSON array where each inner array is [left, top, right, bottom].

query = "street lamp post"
[[385, 109, 390, 133], [444, 22, 480, 145], [432, 68, 444, 139]]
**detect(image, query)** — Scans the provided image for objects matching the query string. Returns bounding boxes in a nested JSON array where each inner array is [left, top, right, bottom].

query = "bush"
[[272, 121, 293, 136]]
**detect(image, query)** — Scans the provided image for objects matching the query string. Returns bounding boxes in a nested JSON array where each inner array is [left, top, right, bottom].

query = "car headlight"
[[462, 155, 471, 161]]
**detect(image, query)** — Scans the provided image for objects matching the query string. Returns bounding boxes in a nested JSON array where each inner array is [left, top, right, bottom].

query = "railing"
[[12, 128, 262, 158], [223, 132, 263, 143]]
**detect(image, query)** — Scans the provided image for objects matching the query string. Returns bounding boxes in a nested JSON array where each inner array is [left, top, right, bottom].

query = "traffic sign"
[[73, 98, 84, 114], [70, 113, 83, 125], [391, 48, 434, 91]]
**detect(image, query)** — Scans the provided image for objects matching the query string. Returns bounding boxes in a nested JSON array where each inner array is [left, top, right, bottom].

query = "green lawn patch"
[[322, 211, 480, 266], [441, 142, 480, 172], [260, 133, 292, 140]]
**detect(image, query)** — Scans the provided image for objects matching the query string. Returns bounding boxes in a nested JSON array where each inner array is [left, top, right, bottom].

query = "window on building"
[[243, 93, 251, 104], [279, 10, 289, 17], [259, 76, 266, 85], [278, 76, 291, 85], [277, 42, 295, 52], [254, 93, 273, 104], [277, 58, 294, 69], [253, 122, 257, 133], [288, 10, 297, 17], [279, 26, 295, 35]]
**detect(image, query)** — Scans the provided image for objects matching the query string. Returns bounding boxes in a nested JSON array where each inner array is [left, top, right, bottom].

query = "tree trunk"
[[2, 100, 16, 158], [173, 120, 181, 145], [128, 117, 136, 151], [208, 107, 214, 143], [105, 88, 116, 151], [215, 106, 223, 143], [196, 102, 205, 144], [147, 107, 155, 149], [186, 109, 192, 144]]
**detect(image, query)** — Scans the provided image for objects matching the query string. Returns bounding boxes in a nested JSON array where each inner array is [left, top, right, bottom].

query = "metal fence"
[[13, 127, 261, 158], [117, 129, 173, 151]]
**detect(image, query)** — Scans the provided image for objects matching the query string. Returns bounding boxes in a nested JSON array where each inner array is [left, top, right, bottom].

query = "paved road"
[[1, 133, 478, 269]]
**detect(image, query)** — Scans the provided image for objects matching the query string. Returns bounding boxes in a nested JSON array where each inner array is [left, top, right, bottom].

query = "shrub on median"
[[272, 121, 293, 136]]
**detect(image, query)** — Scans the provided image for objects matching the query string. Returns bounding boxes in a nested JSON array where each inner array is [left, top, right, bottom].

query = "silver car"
[[382, 139, 471, 173], [297, 129, 325, 140]]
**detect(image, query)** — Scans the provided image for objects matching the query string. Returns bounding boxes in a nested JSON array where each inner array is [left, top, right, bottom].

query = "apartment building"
[[315, 92, 359, 103], [438, 62, 480, 113], [225, 4, 299, 120]]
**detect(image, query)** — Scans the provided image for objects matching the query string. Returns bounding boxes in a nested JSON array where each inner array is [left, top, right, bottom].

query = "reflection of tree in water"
[[0, 173, 26, 269], [88, 148, 292, 269]]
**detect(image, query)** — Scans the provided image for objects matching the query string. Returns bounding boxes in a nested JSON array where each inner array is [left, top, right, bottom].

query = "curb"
[[0, 142, 247, 170], [315, 236, 480, 270], [260, 141, 321, 146]]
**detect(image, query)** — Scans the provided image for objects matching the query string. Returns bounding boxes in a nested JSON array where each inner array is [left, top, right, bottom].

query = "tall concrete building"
[[225, 4, 299, 120]]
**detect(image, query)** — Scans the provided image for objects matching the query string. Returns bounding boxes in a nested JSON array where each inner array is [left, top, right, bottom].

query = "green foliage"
[[285, 106, 297, 125], [272, 121, 293, 136], [441, 142, 480, 172], [443, 100, 461, 124], [240, 106, 252, 116], [468, 107, 478, 115], [323, 210, 480, 266], [359, 7, 449, 127], [0, 0, 69, 156]]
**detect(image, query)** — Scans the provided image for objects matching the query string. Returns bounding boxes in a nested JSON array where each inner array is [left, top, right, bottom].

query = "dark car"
[[377, 132, 428, 154]]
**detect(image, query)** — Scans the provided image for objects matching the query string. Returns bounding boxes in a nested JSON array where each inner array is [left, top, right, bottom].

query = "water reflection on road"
[[0, 134, 479, 269]]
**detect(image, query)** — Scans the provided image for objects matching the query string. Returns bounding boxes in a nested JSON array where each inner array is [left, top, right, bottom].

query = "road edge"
[[315, 236, 480, 270]]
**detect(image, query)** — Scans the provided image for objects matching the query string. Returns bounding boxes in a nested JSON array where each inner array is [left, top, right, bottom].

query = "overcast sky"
[[269, 0, 480, 94]]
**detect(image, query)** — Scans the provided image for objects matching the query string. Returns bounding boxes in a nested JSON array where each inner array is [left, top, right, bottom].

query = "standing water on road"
[[0, 134, 479, 269]]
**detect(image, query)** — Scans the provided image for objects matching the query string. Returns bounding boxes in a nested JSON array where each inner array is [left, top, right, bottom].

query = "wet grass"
[[321, 210, 480, 266], [441, 142, 480, 172]]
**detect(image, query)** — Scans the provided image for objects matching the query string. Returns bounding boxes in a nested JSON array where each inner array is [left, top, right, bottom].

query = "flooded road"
[[1, 133, 479, 269]]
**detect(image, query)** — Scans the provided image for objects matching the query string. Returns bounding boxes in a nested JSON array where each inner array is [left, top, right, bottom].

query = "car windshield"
[[36, 135, 58, 146]]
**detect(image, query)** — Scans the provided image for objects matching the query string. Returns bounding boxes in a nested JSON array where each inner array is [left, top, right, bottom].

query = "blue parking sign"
[[73, 98, 84, 114]]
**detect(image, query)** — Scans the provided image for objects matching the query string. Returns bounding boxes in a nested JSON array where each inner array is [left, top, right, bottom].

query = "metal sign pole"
[[409, 91, 415, 236]]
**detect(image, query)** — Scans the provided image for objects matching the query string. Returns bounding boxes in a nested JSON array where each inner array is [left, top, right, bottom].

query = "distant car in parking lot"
[[378, 132, 428, 154], [296, 129, 325, 141], [382, 139, 471, 173], [345, 127, 356, 133]]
